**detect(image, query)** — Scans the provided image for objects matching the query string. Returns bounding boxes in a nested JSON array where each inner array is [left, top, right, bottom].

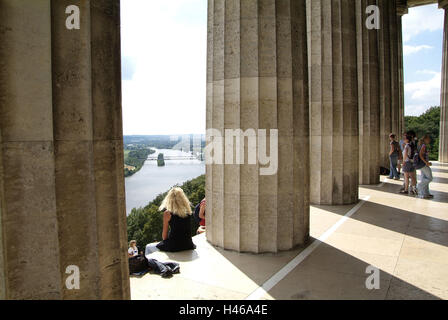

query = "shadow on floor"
[[137, 208, 444, 300], [206, 237, 441, 300], [162, 249, 200, 262], [134, 165, 448, 300], [364, 179, 448, 204], [431, 167, 448, 174], [318, 200, 448, 248]]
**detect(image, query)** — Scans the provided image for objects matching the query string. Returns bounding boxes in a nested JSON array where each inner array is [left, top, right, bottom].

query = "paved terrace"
[[131, 163, 448, 300]]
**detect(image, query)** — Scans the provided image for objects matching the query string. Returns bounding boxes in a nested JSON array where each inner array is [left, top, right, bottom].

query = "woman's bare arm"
[[162, 211, 171, 240], [199, 202, 206, 220]]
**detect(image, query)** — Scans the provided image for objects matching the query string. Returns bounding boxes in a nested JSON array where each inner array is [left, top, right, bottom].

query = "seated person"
[[146, 187, 196, 255], [197, 198, 206, 235], [128, 240, 139, 258]]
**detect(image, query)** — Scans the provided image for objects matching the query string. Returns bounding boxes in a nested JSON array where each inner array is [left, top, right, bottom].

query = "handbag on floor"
[[129, 255, 149, 274]]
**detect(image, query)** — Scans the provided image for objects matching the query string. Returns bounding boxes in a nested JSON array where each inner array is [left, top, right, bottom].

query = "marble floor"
[[131, 162, 448, 300]]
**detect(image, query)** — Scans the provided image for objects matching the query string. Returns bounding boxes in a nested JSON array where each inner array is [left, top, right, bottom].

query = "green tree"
[[127, 175, 205, 251], [405, 106, 440, 160], [124, 147, 155, 177], [157, 153, 165, 167]]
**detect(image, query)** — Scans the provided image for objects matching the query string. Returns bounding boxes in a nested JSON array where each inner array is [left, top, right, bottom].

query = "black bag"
[[193, 203, 201, 224], [413, 146, 426, 170], [380, 167, 390, 176], [129, 255, 149, 274]]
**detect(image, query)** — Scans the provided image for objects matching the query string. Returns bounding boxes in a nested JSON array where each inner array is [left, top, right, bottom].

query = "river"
[[125, 149, 205, 215]]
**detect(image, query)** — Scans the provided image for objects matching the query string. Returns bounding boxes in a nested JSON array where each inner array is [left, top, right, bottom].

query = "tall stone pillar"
[[0, 0, 130, 299], [396, 1, 408, 136], [389, 1, 401, 139], [0, 125, 5, 300], [206, 0, 310, 253], [356, 0, 380, 185], [378, 0, 392, 168], [308, 0, 359, 204], [439, 0, 448, 163], [378, 0, 401, 168]]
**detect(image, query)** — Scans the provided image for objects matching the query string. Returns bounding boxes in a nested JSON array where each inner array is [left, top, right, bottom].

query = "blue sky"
[[121, 2, 443, 135], [403, 4, 444, 116], [121, 0, 207, 135]]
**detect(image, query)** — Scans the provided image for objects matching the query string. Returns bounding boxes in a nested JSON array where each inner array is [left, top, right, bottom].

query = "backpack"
[[193, 203, 201, 224], [413, 145, 426, 170], [380, 167, 390, 176], [129, 255, 149, 274]]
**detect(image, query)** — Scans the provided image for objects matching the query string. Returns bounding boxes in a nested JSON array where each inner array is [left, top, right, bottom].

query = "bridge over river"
[[147, 155, 198, 161]]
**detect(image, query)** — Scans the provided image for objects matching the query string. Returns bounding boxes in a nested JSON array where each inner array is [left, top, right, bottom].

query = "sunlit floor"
[[131, 163, 448, 300]]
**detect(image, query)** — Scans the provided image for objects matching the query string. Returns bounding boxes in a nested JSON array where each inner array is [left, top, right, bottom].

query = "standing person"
[[146, 187, 196, 254], [388, 134, 401, 180], [408, 130, 419, 195], [399, 132, 407, 153], [400, 135, 417, 195], [397, 132, 406, 175], [417, 135, 434, 199], [399, 132, 407, 191]]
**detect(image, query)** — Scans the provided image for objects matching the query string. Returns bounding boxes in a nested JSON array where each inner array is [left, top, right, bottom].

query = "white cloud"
[[121, 0, 207, 135], [402, 4, 444, 43], [404, 71, 441, 116], [403, 44, 433, 56]]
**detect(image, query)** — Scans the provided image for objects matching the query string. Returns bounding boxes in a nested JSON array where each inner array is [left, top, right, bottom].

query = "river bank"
[[125, 149, 205, 215]]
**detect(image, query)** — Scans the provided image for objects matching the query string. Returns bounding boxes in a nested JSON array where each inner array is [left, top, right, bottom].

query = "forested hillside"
[[405, 106, 440, 160], [127, 175, 205, 249]]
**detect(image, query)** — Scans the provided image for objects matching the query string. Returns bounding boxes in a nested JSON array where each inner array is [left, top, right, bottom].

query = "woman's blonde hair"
[[159, 187, 192, 218]]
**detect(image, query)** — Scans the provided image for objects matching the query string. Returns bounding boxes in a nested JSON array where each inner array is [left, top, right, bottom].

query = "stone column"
[[206, 0, 310, 253], [357, 0, 381, 185], [378, 0, 392, 168], [396, 1, 408, 136], [0, 0, 130, 299], [308, 0, 359, 204], [389, 0, 401, 139], [440, 0, 448, 163], [378, 0, 402, 168], [0, 122, 5, 300]]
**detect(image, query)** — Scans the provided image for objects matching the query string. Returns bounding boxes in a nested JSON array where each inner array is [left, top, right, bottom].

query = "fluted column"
[[0, 122, 5, 300], [378, 0, 392, 168], [357, 0, 381, 185], [308, 0, 359, 204], [206, 0, 310, 253], [389, 1, 401, 139], [0, 0, 129, 299], [378, 0, 402, 168], [396, 1, 407, 136], [440, 0, 448, 163]]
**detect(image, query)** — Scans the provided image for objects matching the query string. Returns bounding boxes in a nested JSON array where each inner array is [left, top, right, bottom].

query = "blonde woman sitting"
[[146, 187, 196, 255]]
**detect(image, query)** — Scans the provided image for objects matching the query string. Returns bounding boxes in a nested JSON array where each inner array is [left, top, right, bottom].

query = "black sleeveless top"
[[156, 213, 196, 252]]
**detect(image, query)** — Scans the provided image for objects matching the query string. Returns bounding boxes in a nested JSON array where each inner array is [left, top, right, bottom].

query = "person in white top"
[[128, 240, 139, 258], [400, 135, 417, 195]]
